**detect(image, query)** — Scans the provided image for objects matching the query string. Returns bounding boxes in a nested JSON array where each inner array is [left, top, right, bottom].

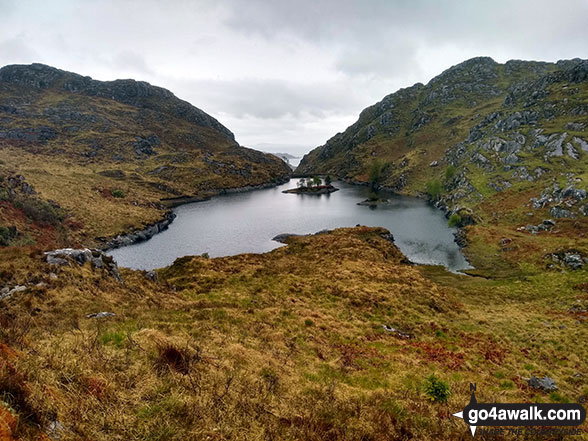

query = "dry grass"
[[1, 227, 586, 440]]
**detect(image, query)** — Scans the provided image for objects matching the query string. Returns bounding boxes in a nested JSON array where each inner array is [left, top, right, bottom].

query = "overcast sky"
[[1, 0, 588, 155]]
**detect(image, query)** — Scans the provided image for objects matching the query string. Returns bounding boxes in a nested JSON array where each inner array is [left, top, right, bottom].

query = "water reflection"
[[108, 180, 472, 272]]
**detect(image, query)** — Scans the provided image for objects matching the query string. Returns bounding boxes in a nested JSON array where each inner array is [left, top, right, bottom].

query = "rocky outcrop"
[[44, 248, 122, 281], [545, 250, 586, 270]]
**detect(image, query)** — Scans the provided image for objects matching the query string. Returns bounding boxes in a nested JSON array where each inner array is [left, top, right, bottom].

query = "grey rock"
[[573, 136, 588, 152], [550, 206, 574, 219], [527, 375, 558, 392], [91, 257, 103, 269], [46, 420, 66, 440], [86, 312, 116, 319], [133, 135, 160, 156], [563, 253, 584, 270], [566, 143, 580, 160], [548, 251, 586, 270], [534, 167, 548, 178], [511, 166, 533, 182], [502, 152, 521, 164], [525, 225, 539, 234], [545, 133, 567, 157], [45, 248, 93, 265], [46, 255, 70, 266], [382, 324, 413, 339], [472, 152, 489, 165], [562, 186, 586, 200], [565, 122, 586, 131], [0, 285, 27, 301], [145, 271, 158, 282]]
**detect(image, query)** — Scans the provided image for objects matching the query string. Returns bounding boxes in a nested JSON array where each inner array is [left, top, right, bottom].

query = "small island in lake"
[[357, 191, 391, 207], [282, 176, 339, 195], [357, 198, 390, 207]]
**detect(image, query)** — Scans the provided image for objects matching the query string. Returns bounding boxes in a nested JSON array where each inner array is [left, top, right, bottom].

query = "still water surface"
[[108, 180, 471, 271]]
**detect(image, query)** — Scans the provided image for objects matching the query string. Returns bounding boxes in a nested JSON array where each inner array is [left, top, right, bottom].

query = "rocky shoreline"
[[98, 211, 177, 250], [99, 177, 291, 251]]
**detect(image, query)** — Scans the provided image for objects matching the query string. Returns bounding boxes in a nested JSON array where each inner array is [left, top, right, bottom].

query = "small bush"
[[13, 197, 64, 226], [448, 213, 462, 228], [445, 165, 457, 181], [435, 329, 447, 339], [423, 374, 450, 403], [304, 319, 314, 327], [0, 226, 17, 246], [369, 160, 384, 190], [111, 189, 125, 198], [425, 180, 442, 199], [0, 188, 10, 201]]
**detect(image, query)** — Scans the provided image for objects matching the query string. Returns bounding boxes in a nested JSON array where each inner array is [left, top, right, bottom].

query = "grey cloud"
[[174, 78, 366, 119], [110, 51, 154, 76], [0, 35, 41, 65], [223, 0, 588, 76]]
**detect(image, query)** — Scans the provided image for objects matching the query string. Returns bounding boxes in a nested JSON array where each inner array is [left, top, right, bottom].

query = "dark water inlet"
[[108, 180, 472, 271]]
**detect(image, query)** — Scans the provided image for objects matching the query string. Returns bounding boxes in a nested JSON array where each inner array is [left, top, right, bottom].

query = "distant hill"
[[0, 63, 291, 245]]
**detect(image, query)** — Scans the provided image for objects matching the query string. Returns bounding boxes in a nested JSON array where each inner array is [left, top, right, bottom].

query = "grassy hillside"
[[298, 57, 588, 276], [0, 64, 291, 247], [1, 227, 586, 440]]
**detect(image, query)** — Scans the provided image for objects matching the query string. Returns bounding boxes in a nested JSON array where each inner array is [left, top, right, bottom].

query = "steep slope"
[[298, 57, 588, 274], [0, 64, 291, 245], [297, 57, 559, 184]]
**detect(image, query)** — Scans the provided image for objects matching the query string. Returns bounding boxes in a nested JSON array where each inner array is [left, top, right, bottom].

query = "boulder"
[[145, 271, 158, 282], [527, 376, 558, 392]]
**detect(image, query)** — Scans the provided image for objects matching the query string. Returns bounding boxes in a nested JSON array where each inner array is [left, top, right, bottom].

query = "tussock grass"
[[1, 227, 586, 439]]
